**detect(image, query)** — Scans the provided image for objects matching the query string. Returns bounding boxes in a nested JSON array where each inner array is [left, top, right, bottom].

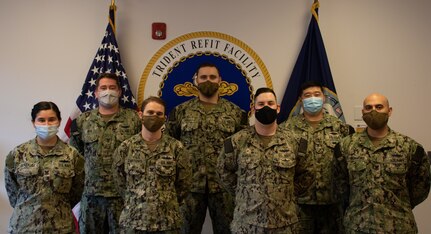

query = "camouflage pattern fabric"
[[69, 107, 141, 233], [4, 138, 85, 233], [232, 222, 300, 234], [113, 133, 191, 232], [297, 204, 344, 234], [120, 229, 180, 234], [166, 97, 248, 194], [70, 107, 141, 197], [79, 195, 123, 234], [180, 191, 234, 234], [280, 113, 353, 234], [218, 126, 299, 230], [166, 97, 248, 233], [334, 128, 430, 233]]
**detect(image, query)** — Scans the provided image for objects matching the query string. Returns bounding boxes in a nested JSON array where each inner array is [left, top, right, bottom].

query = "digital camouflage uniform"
[[334, 128, 430, 234], [4, 138, 85, 234], [112, 133, 192, 233], [217, 126, 300, 234], [69, 107, 141, 234], [166, 97, 248, 234], [280, 113, 354, 234]]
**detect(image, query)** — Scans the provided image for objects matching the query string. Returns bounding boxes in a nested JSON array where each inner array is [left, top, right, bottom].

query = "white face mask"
[[35, 125, 58, 140], [98, 89, 119, 108]]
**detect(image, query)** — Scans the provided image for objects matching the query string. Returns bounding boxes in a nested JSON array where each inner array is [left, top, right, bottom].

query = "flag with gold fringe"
[[277, 0, 344, 124]]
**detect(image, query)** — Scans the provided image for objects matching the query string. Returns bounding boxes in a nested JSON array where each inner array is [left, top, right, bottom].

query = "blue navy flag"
[[277, 1, 344, 124], [62, 3, 136, 139]]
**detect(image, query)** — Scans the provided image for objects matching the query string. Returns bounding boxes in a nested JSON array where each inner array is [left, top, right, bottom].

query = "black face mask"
[[255, 106, 278, 125]]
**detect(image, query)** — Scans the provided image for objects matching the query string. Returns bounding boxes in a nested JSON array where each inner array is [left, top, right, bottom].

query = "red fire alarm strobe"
[[152, 22, 166, 40]]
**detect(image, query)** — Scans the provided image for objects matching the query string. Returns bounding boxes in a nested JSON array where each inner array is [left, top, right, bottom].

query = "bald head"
[[362, 93, 392, 115]]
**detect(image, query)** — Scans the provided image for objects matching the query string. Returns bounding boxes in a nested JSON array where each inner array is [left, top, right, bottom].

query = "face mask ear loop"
[[193, 73, 198, 86]]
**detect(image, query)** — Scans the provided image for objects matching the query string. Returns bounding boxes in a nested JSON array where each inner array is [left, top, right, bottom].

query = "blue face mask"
[[302, 97, 323, 114], [35, 125, 58, 140]]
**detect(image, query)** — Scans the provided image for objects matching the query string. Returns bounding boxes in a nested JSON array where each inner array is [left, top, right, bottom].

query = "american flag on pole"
[[62, 3, 137, 141], [63, 4, 136, 232]]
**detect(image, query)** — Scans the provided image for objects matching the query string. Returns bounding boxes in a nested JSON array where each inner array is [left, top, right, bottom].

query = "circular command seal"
[[138, 31, 272, 116]]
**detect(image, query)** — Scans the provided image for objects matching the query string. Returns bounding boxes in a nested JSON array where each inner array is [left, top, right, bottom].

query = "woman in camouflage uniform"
[[4, 101, 85, 233]]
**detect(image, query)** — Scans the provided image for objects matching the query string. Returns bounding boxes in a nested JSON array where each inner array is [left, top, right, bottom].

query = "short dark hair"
[[254, 87, 276, 101], [141, 96, 166, 113], [96, 73, 121, 88], [299, 81, 324, 97], [195, 62, 221, 77], [31, 101, 61, 122]]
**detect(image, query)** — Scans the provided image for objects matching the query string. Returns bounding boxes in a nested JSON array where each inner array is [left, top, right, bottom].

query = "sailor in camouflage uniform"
[[5, 101, 85, 233], [218, 88, 300, 234], [69, 73, 142, 234], [279, 81, 354, 234], [113, 96, 192, 234], [334, 93, 430, 234], [166, 63, 248, 234]]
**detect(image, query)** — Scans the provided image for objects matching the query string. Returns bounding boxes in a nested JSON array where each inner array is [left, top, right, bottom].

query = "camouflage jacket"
[[334, 128, 430, 233], [280, 113, 354, 204], [166, 97, 248, 193], [218, 126, 299, 228], [113, 133, 192, 231], [69, 107, 141, 197], [4, 138, 85, 233]]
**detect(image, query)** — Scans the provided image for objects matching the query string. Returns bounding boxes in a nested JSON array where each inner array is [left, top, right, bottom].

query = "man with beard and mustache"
[[113, 96, 191, 233], [166, 63, 249, 234], [218, 88, 300, 234], [334, 93, 430, 234]]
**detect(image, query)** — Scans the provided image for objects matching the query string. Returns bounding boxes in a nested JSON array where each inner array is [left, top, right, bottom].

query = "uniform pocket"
[[384, 154, 407, 174], [155, 155, 176, 177], [272, 156, 296, 183], [181, 117, 200, 132], [347, 159, 367, 185], [217, 115, 236, 133], [82, 130, 98, 143], [16, 162, 39, 193], [126, 159, 145, 175], [53, 160, 75, 193], [116, 123, 136, 142]]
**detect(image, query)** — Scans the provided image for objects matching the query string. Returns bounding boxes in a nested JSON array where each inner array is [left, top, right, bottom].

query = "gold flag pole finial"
[[311, 0, 320, 22], [109, 0, 116, 34], [110, 0, 116, 12]]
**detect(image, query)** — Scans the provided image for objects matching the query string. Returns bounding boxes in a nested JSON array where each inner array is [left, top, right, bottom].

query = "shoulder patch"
[[348, 125, 355, 135], [224, 138, 234, 154], [298, 138, 308, 155]]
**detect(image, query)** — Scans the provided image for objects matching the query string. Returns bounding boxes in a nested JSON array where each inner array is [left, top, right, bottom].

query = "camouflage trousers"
[[121, 228, 180, 234], [181, 191, 234, 234], [232, 223, 300, 234], [297, 203, 344, 234], [79, 195, 123, 234], [345, 229, 417, 234]]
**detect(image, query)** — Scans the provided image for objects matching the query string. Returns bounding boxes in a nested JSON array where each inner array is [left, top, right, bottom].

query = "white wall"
[[1, 0, 430, 233]]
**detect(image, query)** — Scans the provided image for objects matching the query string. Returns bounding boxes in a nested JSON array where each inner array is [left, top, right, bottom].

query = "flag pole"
[[109, 1, 116, 34], [311, 0, 320, 22]]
